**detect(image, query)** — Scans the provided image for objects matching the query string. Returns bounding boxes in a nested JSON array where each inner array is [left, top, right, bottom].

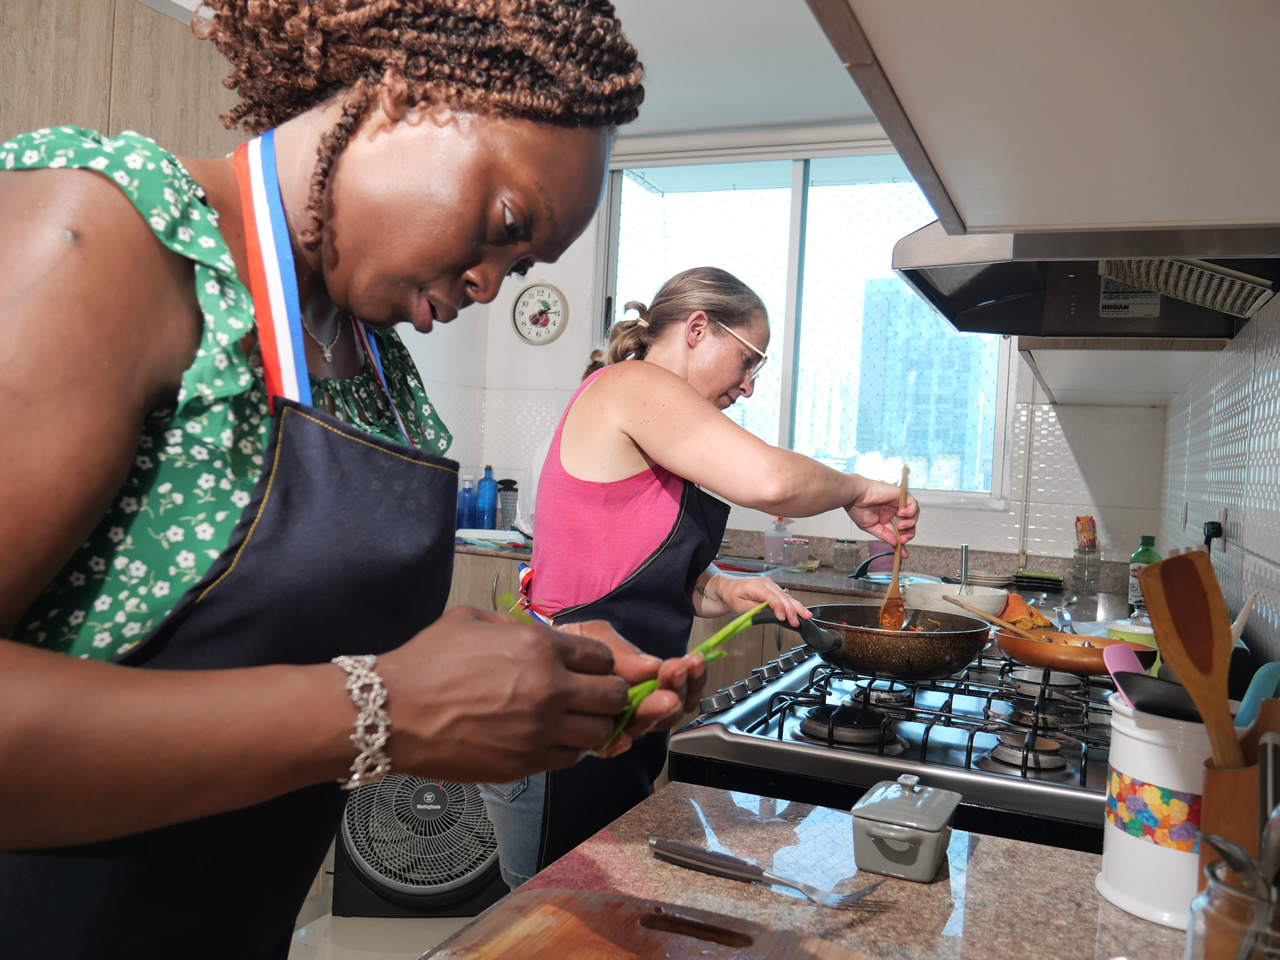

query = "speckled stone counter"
[[503, 782, 1184, 960], [454, 543, 531, 562]]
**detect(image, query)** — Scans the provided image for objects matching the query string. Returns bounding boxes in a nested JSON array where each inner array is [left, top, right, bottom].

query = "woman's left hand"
[[555, 620, 707, 757], [712, 574, 811, 627]]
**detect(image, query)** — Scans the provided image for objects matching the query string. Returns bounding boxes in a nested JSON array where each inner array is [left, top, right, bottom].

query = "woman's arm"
[[562, 362, 918, 544], [0, 171, 634, 848]]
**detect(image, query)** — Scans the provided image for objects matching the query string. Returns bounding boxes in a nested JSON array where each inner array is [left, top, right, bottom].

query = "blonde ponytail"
[[607, 302, 653, 364]]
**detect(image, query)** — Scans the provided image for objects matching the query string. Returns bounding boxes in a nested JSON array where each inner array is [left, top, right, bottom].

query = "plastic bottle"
[[764, 517, 792, 565], [456, 474, 477, 530], [1128, 535, 1161, 614], [477, 465, 498, 530]]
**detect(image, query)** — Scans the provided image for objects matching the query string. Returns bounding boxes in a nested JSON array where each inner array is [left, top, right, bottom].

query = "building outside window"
[[605, 153, 1006, 498]]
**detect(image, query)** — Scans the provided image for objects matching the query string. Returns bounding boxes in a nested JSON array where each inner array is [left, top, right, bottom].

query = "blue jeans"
[[479, 772, 546, 889]]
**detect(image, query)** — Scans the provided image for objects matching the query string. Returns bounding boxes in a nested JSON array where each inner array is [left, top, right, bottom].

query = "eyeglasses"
[[713, 320, 769, 381]]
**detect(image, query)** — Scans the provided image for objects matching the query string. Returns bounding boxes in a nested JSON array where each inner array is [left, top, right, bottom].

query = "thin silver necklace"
[[302, 314, 343, 363]]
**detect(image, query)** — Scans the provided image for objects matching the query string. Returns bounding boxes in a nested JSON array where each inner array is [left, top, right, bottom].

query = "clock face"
[[512, 282, 567, 345]]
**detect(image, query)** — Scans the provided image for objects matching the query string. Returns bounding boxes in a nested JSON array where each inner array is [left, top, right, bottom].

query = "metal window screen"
[[797, 164, 1001, 492], [610, 158, 1001, 493]]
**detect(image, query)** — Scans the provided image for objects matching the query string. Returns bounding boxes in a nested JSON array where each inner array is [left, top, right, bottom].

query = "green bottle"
[[1128, 535, 1161, 614]]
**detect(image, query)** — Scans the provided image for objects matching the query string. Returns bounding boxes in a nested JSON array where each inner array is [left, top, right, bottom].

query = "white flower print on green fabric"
[[4, 127, 452, 661]]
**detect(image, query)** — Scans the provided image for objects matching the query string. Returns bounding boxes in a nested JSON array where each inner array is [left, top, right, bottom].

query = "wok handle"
[[752, 608, 792, 630]]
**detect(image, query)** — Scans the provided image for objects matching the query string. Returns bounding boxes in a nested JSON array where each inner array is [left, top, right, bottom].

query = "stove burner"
[[851, 679, 914, 709], [989, 732, 1067, 771], [1008, 668, 1084, 700], [796, 704, 907, 755], [1008, 696, 1082, 730]]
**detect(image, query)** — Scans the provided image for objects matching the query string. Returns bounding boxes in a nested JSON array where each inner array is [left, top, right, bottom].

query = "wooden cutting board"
[[421, 887, 879, 959]]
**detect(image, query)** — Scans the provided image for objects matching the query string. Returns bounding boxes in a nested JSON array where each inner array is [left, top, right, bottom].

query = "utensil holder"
[[1096, 693, 1214, 929], [1199, 760, 1261, 893]]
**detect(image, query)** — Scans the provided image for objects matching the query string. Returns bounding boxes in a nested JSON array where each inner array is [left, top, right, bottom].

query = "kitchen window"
[[601, 154, 1010, 500]]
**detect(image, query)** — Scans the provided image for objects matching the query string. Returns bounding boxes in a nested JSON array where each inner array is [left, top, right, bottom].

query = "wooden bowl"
[[994, 628, 1159, 677]]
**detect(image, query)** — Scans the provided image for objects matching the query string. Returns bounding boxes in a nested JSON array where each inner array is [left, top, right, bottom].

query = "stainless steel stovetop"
[[667, 644, 1116, 852]]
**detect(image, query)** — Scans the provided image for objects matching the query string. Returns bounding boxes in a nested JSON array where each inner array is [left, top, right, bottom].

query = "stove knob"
[[753, 662, 782, 682], [790, 645, 812, 662], [726, 680, 751, 702], [775, 652, 797, 670], [743, 673, 765, 693], [698, 689, 733, 714]]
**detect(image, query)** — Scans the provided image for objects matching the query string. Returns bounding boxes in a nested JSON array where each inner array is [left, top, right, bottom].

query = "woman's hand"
[[556, 620, 707, 757], [846, 478, 919, 557], [708, 573, 811, 627], [378, 607, 631, 784]]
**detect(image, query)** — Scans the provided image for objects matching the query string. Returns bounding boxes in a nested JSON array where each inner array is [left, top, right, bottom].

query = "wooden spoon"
[[1139, 551, 1245, 769], [941, 594, 1045, 643], [877, 466, 910, 630]]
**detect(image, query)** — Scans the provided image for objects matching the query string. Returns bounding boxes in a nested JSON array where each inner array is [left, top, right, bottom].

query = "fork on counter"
[[648, 838, 887, 908]]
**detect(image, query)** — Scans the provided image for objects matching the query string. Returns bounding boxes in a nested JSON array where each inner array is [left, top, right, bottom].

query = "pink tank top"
[[530, 369, 685, 614]]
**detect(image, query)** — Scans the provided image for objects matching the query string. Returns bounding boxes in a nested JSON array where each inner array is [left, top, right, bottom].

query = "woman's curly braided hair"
[[196, 0, 644, 248]]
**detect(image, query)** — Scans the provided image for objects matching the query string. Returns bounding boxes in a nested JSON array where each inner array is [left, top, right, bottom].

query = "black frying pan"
[[753, 603, 991, 682]]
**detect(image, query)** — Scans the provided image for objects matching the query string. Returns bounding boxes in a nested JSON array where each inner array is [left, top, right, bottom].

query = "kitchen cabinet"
[[446, 552, 520, 614], [687, 614, 770, 696]]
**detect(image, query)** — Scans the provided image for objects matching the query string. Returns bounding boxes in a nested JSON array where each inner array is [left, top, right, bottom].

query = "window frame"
[[599, 151, 1014, 511]]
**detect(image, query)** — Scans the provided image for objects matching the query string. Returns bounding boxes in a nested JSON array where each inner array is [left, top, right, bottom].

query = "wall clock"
[[512, 282, 568, 345]]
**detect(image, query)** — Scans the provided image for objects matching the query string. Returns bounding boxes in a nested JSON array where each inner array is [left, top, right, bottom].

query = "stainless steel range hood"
[[892, 222, 1280, 339]]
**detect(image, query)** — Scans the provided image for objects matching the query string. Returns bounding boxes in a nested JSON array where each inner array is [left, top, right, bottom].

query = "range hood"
[[804, 0, 1280, 338], [893, 222, 1280, 339]]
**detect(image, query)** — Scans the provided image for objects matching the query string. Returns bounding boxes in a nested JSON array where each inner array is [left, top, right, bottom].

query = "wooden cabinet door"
[[446, 553, 519, 613]]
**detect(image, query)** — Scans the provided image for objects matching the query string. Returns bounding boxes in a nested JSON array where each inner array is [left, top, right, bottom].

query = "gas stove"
[[667, 644, 1115, 853]]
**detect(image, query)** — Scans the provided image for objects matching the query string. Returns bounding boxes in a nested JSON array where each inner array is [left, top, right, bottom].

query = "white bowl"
[[902, 581, 1008, 617]]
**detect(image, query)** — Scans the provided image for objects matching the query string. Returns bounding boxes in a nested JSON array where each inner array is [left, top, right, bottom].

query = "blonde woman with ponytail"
[[483, 266, 919, 889]]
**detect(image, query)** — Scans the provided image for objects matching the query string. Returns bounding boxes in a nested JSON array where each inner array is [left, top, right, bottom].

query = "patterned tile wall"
[[1161, 296, 1280, 663]]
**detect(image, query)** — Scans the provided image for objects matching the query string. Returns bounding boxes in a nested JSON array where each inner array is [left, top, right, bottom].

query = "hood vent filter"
[[1099, 258, 1274, 319]]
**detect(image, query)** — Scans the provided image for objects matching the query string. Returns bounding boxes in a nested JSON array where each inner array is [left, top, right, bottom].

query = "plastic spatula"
[[877, 465, 909, 631], [1235, 662, 1280, 728], [1138, 552, 1244, 769], [1104, 643, 1148, 708]]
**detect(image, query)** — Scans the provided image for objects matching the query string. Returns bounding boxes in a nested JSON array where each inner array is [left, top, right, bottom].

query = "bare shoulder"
[[0, 168, 204, 630]]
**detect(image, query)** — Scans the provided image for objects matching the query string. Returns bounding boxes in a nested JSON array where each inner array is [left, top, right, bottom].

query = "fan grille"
[[341, 775, 498, 894], [1099, 258, 1274, 319]]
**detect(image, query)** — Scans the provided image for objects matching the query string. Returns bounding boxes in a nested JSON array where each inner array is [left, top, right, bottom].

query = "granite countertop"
[[455, 543, 532, 561], [457, 782, 1182, 959]]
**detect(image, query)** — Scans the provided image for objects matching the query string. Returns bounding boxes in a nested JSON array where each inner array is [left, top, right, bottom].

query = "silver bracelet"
[[332, 654, 392, 791]]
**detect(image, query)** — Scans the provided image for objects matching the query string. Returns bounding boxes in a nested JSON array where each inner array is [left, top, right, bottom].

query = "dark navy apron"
[[534, 480, 729, 869], [0, 132, 459, 959]]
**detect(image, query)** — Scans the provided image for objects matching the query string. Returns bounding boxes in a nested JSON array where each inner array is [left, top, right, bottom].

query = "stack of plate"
[[963, 571, 1015, 588], [1014, 570, 1065, 591]]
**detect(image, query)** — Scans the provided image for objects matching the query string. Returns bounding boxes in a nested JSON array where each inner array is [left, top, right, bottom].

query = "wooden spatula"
[[1139, 551, 1245, 769], [878, 466, 909, 630]]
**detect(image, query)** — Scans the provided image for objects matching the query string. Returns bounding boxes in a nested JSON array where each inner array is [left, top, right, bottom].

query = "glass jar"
[[1186, 860, 1280, 959], [833, 539, 859, 574], [783, 537, 810, 571], [1071, 544, 1101, 591]]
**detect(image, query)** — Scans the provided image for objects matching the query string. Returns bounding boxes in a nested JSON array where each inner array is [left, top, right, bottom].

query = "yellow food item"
[[1001, 594, 1054, 630]]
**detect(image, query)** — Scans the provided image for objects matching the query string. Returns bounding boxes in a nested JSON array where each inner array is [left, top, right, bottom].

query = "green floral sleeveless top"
[[2, 127, 453, 660]]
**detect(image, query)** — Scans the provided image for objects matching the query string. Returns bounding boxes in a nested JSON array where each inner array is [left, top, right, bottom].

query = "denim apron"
[[0, 132, 459, 959], [525, 479, 729, 871]]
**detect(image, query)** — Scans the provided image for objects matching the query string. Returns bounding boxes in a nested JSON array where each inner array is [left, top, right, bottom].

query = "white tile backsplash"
[[1161, 296, 1280, 662]]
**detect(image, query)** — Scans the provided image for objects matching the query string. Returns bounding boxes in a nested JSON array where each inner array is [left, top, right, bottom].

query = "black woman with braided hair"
[[0, 2, 707, 955]]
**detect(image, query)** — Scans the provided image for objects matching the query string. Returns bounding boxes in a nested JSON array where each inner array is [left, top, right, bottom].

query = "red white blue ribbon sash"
[[232, 131, 414, 447], [233, 131, 310, 410], [516, 563, 555, 625]]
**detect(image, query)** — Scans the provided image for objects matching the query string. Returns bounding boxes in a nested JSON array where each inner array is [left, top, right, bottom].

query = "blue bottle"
[[456, 474, 477, 530], [477, 465, 498, 530]]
